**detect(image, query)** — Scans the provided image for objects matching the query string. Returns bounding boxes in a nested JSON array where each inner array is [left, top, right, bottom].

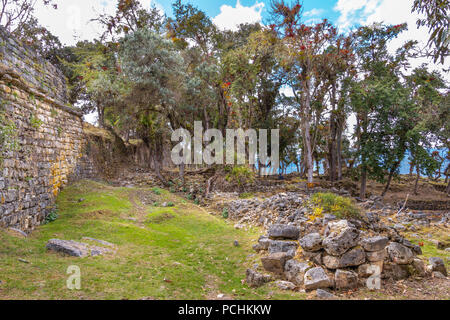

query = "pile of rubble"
[[247, 219, 448, 294], [225, 192, 308, 228]]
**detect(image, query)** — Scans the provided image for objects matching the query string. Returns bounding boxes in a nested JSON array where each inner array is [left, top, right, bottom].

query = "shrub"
[[222, 207, 229, 219], [166, 202, 175, 207], [152, 187, 162, 195], [44, 210, 58, 224], [239, 192, 254, 199], [225, 166, 255, 191], [309, 192, 360, 220]]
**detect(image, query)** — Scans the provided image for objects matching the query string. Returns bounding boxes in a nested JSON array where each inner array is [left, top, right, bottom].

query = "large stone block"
[[268, 224, 300, 240]]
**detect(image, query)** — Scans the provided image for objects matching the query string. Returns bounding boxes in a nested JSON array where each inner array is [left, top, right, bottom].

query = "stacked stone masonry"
[[0, 27, 85, 232]]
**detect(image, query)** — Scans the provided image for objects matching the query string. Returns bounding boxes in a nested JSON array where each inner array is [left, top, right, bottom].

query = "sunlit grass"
[[0, 180, 307, 300]]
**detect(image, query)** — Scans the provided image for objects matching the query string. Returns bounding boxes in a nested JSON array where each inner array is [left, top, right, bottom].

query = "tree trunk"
[[414, 165, 420, 195], [328, 83, 338, 183], [302, 81, 314, 185], [144, 134, 168, 187], [336, 120, 344, 181], [382, 162, 400, 197], [316, 158, 320, 178], [360, 165, 367, 199]]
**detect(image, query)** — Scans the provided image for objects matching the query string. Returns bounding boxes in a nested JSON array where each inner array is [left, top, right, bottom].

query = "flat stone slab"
[[46, 239, 114, 257], [268, 224, 300, 240], [82, 237, 116, 247], [7, 227, 28, 238]]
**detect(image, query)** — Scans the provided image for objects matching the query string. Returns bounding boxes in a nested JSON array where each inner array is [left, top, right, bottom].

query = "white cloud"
[[335, 0, 449, 138], [304, 8, 324, 17], [33, 0, 164, 46], [334, 0, 449, 77], [212, 0, 264, 31], [334, 0, 382, 30]]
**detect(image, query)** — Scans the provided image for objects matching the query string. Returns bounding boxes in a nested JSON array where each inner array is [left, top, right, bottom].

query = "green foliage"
[[225, 166, 255, 190], [222, 207, 229, 219], [309, 192, 361, 220], [412, 0, 449, 64], [238, 192, 255, 199], [152, 187, 162, 195], [44, 210, 58, 224], [29, 114, 43, 129]]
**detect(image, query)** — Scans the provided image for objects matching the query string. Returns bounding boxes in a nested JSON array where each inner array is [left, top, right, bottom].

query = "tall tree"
[[412, 0, 449, 64], [271, 1, 337, 184]]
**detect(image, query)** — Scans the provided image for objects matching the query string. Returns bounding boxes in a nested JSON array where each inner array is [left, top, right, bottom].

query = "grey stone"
[[322, 220, 359, 256], [46, 239, 112, 257], [366, 249, 387, 262], [275, 280, 296, 290], [268, 240, 299, 257], [284, 260, 310, 285], [393, 223, 406, 231], [316, 289, 336, 299], [304, 267, 332, 290], [245, 269, 271, 288], [268, 224, 300, 240], [8, 227, 28, 237], [428, 257, 447, 276], [299, 233, 322, 252], [386, 242, 414, 265], [360, 236, 389, 252], [81, 237, 115, 247], [323, 248, 366, 269], [432, 271, 446, 279], [261, 252, 289, 275], [258, 235, 271, 249], [335, 269, 359, 290], [383, 262, 410, 280], [411, 259, 426, 276], [357, 262, 384, 278]]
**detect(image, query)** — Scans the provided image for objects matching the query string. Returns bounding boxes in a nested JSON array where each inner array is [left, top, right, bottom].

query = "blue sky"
[[154, 0, 340, 23], [33, 0, 430, 47]]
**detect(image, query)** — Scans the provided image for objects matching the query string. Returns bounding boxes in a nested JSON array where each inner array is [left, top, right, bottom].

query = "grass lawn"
[[0, 180, 307, 300]]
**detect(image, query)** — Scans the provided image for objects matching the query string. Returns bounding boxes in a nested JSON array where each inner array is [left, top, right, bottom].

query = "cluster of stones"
[[226, 192, 308, 229], [224, 187, 362, 229], [247, 219, 448, 294], [0, 27, 88, 231]]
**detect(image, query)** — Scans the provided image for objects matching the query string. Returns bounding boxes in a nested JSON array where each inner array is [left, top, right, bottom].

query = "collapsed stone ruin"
[[226, 191, 449, 294]]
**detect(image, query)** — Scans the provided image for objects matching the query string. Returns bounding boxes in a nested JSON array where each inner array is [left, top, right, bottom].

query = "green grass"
[[238, 192, 255, 199], [405, 228, 450, 269], [309, 192, 361, 220], [0, 180, 306, 300]]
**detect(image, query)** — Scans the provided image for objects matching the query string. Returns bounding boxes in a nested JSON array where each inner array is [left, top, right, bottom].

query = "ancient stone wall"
[[0, 27, 84, 231]]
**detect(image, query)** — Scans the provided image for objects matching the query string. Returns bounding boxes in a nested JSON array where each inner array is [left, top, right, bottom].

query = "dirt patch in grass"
[[147, 212, 175, 224], [81, 210, 117, 219]]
